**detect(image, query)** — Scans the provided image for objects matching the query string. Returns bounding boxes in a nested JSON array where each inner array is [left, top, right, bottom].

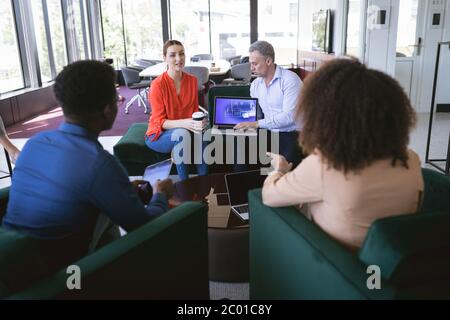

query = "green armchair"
[[248, 168, 450, 299], [1, 192, 209, 299], [113, 123, 170, 176]]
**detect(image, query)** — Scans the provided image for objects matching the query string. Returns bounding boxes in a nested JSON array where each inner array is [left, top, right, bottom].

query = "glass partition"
[[169, 0, 210, 60], [122, 0, 163, 63], [47, 0, 68, 74], [258, 0, 299, 66], [100, 0, 125, 67], [396, 0, 419, 57], [31, 0, 52, 82], [210, 0, 250, 60]]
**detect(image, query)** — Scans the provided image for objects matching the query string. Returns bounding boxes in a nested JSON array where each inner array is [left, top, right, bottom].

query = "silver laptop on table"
[[224, 170, 267, 221], [211, 96, 259, 136]]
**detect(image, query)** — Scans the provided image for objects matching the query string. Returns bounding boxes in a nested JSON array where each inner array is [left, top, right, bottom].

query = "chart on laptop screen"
[[215, 97, 257, 125]]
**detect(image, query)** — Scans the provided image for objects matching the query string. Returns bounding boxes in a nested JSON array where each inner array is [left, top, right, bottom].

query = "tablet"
[[143, 159, 173, 187]]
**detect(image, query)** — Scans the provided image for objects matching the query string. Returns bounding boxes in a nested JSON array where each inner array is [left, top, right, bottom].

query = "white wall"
[[364, 0, 400, 76], [298, 0, 346, 55]]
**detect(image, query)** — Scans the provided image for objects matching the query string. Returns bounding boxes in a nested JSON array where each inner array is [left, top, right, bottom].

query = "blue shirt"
[[3, 122, 168, 243], [251, 65, 302, 132]]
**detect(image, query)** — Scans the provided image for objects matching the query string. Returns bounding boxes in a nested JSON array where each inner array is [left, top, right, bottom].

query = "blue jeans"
[[145, 128, 208, 181]]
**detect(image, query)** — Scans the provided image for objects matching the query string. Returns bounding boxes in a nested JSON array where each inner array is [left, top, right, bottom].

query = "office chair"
[[221, 62, 251, 85], [240, 56, 249, 63], [192, 54, 214, 61], [183, 66, 211, 107], [121, 66, 151, 114]]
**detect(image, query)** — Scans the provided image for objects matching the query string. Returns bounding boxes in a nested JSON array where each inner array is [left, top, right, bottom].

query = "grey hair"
[[249, 41, 275, 62]]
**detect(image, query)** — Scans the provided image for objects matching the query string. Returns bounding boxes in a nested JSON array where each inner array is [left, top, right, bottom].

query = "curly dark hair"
[[53, 60, 116, 119], [296, 58, 416, 173]]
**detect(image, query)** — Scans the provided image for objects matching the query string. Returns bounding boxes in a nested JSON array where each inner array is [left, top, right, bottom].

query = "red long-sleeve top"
[[146, 71, 198, 140]]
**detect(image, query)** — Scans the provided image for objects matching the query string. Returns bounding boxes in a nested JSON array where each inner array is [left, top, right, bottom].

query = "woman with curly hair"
[[262, 59, 423, 251]]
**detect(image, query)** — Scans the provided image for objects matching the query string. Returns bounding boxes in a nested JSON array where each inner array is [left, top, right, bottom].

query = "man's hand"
[[233, 121, 258, 130], [267, 152, 293, 174], [155, 178, 175, 199]]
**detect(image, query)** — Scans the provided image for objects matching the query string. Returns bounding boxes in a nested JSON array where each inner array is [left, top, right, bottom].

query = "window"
[[122, 0, 163, 62], [258, 0, 298, 66], [100, 0, 125, 68], [31, 0, 52, 82], [47, 0, 68, 74], [169, 0, 210, 59], [210, 0, 250, 60], [0, 0, 24, 94], [396, 0, 419, 57], [100, 0, 163, 67], [289, 3, 297, 23]]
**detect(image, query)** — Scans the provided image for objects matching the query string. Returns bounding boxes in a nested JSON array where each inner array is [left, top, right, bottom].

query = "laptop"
[[211, 96, 259, 136], [225, 170, 267, 221], [143, 158, 173, 187]]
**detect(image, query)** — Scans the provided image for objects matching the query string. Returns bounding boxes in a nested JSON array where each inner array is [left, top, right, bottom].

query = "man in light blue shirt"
[[2, 60, 173, 270], [235, 41, 303, 167]]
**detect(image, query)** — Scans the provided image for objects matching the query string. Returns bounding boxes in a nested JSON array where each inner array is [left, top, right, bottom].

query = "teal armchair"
[[1, 193, 209, 299], [248, 168, 450, 299]]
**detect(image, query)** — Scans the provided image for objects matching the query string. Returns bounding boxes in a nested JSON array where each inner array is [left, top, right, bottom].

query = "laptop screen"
[[143, 159, 173, 187], [214, 96, 258, 126], [225, 170, 267, 206]]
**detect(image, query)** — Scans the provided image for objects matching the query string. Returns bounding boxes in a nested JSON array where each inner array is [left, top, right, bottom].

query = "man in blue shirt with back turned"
[[2, 60, 174, 270], [234, 40, 304, 168]]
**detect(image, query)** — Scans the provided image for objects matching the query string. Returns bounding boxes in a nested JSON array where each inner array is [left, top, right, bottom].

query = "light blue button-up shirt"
[[252, 65, 302, 132]]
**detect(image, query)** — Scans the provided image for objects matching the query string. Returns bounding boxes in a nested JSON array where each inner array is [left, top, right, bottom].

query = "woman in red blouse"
[[145, 40, 208, 180]]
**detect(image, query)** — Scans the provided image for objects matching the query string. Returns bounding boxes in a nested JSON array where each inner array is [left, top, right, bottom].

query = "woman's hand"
[[267, 152, 292, 174]]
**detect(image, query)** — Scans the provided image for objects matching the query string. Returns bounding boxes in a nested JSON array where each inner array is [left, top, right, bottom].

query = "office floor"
[[0, 112, 448, 300]]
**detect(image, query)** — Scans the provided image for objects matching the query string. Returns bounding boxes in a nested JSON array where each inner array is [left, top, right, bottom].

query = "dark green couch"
[[248, 168, 450, 299], [0, 191, 209, 299]]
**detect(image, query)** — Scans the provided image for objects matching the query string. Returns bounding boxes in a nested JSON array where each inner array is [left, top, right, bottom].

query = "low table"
[[171, 173, 249, 282]]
